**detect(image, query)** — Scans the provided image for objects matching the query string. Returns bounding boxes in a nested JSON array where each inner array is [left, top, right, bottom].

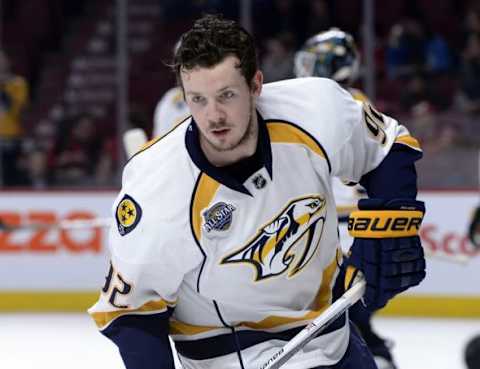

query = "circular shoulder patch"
[[115, 194, 142, 236]]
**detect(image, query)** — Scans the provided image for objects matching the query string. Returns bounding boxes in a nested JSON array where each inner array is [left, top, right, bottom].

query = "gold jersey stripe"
[[395, 135, 422, 151], [170, 320, 223, 336], [191, 174, 221, 241], [170, 251, 340, 336], [267, 122, 326, 160], [139, 136, 161, 152], [350, 88, 370, 103], [90, 298, 176, 330]]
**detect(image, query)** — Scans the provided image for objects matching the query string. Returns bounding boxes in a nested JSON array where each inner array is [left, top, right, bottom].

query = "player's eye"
[[191, 95, 206, 104], [220, 91, 235, 100]]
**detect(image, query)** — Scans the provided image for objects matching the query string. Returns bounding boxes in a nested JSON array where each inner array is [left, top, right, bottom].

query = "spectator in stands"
[[15, 119, 56, 188], [400, 73, 444, 112], [261, 32, 296, 82], [0, 49, 29, 187], [49, 113, 114, 187], [386, 17, 426, 80], [456, 33, 480, 114], [253, 0, 308, 46], [425, 31, 452, 74]]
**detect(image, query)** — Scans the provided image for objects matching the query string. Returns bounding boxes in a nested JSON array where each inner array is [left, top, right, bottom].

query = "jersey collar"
[[185, 111, 273, 196]]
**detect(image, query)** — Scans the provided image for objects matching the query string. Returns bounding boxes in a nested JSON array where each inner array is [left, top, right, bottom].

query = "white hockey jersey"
[[153, 86, 190, 137], [89, 78, 419, 369]]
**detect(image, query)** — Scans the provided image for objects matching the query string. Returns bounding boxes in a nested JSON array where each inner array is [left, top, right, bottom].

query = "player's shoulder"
[[112, 122, 194, 261], [258, 77, 360, 132], [261, 77, 341, 99], [122, 121, 192, 194]]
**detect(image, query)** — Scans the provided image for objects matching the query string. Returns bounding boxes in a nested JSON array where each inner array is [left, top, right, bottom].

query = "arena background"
[[0, 1, 479, 369]]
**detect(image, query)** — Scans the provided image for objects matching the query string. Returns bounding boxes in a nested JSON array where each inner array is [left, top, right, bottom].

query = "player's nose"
[[206, 100, 226, 122]]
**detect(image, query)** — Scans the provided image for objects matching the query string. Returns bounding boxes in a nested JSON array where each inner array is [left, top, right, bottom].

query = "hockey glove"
[[468, 206, 480, 248], [345, 198, 426, 310]]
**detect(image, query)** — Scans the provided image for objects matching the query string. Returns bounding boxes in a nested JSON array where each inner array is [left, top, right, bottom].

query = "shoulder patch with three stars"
[[115, 194, 142, 236]]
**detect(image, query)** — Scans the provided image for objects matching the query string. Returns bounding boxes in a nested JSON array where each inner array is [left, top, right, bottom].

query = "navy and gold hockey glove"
[[345, 198, 426, 310]]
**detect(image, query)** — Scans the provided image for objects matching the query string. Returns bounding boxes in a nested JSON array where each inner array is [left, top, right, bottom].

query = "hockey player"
[[89, 15, 426, 369], [295, 28, 399, 369]]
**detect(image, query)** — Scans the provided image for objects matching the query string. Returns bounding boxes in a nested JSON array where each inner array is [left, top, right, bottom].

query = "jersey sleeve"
[[88, 158, 200, 368]]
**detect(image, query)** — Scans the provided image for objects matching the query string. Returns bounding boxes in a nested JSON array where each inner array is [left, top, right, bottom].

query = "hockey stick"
[[0, 217, 112, 232], [260, 276, 366, 369]]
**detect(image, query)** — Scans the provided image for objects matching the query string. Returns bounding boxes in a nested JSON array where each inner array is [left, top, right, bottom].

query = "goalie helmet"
[[294, 28, 360, 85]]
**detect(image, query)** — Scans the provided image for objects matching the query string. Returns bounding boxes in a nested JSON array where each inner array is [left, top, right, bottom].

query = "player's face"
[[181, 55, 263, 166]]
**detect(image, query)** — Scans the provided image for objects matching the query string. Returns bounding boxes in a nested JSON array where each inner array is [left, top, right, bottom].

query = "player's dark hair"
[[172, 14, 258, 88]]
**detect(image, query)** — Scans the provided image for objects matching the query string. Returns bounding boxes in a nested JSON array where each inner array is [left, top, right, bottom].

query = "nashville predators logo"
[[115, 194, 142, 236], [221, 195, 327, 281]]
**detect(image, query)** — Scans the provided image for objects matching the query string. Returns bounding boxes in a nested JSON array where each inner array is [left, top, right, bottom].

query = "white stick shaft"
[[261, 278, 366, 369], [123, 128, 148, 158]]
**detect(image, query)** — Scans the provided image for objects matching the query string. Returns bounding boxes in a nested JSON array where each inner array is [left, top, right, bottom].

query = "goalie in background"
[[294, 28, 397, 369]]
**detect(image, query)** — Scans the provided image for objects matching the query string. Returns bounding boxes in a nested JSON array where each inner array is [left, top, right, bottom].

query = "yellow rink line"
[[378, 294, 480, 318], [0, 291, 99, 312], [1, 292, 480, 317]]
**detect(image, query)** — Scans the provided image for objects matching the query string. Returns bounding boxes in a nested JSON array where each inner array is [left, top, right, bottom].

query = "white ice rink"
[[0, 313, 478, 369]]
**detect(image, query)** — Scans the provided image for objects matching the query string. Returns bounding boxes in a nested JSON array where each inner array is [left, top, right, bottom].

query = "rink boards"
[[0, 190, 479, 317]]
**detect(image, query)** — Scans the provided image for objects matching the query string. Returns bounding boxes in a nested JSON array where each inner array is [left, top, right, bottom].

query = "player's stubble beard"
[[203, 95, 257, 154]]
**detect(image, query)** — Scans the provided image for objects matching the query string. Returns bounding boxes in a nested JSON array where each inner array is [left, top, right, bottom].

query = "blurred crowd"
[[0, 0, 479, 189]]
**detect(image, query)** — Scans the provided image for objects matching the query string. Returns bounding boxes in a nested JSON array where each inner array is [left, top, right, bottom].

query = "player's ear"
[[251, 70, 263, 97]]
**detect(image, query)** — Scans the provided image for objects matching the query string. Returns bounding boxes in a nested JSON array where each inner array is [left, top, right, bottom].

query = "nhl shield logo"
[[252, 174, 267, 189], [203, 202, 236, 233]]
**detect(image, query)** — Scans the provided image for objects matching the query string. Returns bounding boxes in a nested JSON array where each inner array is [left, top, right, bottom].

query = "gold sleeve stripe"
[[267, 122, 326, 160], [191, 174, 221, 241], [348, 210, 423, 238], [90, 298, 176, 330], [350, 89, 370, 103], [395, 135, 422, 151], [140, 137, 162, 152]]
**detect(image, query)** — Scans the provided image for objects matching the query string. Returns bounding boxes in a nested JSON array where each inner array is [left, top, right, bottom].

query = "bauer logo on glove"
[[348, 210, 423, 238]]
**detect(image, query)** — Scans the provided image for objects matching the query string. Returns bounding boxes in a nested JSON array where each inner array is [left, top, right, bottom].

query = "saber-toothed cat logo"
[[221, 195, 327, 280]]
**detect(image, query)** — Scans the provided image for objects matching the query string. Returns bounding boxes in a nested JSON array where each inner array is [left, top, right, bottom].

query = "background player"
[[294, 28, 397, 369]]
